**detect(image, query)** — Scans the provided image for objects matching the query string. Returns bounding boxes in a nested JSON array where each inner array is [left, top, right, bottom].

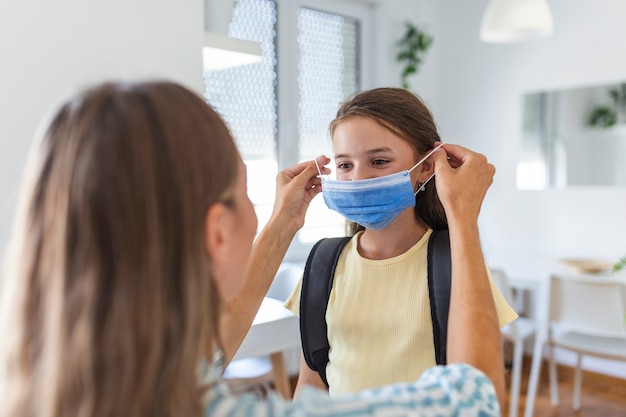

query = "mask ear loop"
[[415, 172, 436, 195], [314, 159, 329, 180], [410, 142, 445, 195], [408, 142, 446, 173]]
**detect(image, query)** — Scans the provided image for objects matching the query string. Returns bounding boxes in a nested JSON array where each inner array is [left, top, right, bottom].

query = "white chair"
[[266, 262, 303, 301], [222, 356, 274, 396], [490, 268, 538, 417], [524, 273, 626, 417]]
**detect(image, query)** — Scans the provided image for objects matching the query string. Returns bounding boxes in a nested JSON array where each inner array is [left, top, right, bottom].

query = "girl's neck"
[[358, 212, 429, 260]]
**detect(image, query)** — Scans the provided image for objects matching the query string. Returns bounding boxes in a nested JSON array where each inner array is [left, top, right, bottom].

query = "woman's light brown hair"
[[329, 87, 448, 235], [0, 81, 239, 417]]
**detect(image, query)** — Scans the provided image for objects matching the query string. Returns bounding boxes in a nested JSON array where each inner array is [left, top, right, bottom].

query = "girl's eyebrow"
[[335, 147, 393, 159]]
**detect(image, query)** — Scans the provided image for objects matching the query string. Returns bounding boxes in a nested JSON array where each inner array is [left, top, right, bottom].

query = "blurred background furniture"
[[222, 263, 303, 397], [523, 273, 626, 417], [266, 262, 304, 301], [491, 268, 538, 417]]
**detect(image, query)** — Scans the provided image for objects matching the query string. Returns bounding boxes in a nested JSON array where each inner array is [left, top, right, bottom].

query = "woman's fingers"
[[432, 143, 495, 223]]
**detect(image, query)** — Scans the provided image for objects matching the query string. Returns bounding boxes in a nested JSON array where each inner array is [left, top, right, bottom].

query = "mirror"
[[518, 81, 626, 189]]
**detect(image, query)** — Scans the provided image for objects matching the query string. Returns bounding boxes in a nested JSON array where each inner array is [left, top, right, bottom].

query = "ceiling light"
[[480, 0, 554, 43]]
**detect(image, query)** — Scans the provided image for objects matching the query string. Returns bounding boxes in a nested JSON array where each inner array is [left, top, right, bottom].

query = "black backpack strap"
[[427, 229, 452, 365], [300, 236, 351, 387]]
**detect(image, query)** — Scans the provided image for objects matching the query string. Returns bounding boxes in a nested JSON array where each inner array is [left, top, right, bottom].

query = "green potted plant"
[[588, 106, 617, 128], [587, 82, 626, 128], [396, 21, 433, 90], [614, 255, 626, 273], [609, 83, 626, 123]]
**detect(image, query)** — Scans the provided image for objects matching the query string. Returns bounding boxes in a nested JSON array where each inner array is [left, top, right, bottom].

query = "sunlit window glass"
[[203, 0, 278, 230], [297, 7, 361, 242]]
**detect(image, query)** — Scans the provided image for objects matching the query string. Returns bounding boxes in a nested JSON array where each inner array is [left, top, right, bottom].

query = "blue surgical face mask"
[[317, 143, 443, 230]]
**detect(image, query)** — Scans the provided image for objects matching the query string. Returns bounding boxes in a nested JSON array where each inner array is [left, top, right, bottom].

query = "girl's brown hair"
[[0, 81, 239, 417], [329, 87, 448, 235]]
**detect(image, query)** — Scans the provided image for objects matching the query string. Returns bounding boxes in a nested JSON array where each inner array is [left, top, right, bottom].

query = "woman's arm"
[[431, 143, 505, 408], [219, 156, 331, 362]]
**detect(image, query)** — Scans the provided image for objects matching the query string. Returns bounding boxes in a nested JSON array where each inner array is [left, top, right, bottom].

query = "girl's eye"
[[337, 162, 352, 169], [372, 159, 389, 166]]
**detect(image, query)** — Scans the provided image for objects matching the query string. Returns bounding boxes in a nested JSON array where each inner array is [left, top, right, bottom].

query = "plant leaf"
[[396, 21, 433, 89], [613, 256, 626, 273]]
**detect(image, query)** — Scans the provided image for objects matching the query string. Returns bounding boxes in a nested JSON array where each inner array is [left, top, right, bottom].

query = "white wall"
[[0, 0, 204, 258], [435, 0, 626, 264], [433, 0, 626, 377]]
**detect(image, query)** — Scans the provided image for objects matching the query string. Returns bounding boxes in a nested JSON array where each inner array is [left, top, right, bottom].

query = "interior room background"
[[1, 0, 625, 379]]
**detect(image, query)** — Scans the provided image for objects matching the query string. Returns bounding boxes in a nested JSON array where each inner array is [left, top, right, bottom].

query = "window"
[[204, 0, 278, 228], [204, 0, 374, 260], [296, 6, 361, 244]]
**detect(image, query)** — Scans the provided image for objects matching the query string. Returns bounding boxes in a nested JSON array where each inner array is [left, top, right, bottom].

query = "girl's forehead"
[[333, 127, 411, 153], [332, 117, 411, 148]]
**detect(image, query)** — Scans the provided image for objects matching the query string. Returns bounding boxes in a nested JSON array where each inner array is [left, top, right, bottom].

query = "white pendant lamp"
[[203, 0, 262, 71], [480, 0, 554, 43]]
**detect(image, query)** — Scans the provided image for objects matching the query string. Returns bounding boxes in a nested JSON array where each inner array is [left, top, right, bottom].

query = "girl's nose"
[[351, 165, 369, 181]]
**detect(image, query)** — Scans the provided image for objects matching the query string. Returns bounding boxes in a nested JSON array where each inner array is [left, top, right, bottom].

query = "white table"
[[232, 297, 301, 398]]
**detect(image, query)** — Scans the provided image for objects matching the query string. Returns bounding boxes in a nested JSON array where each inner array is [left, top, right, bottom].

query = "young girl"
[[285, 87, 517, 396], [0, 80, 505, 417]]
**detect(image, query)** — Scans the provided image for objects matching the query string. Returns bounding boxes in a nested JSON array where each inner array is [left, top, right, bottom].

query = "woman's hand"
[[269, 155, 331, 232], [431, 142, 495, 226]]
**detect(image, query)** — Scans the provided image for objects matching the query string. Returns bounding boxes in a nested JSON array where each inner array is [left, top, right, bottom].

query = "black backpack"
[[299, 229, 452, 387]]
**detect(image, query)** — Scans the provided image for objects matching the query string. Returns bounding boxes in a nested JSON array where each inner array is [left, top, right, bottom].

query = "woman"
[[0, 81, 504, 416]]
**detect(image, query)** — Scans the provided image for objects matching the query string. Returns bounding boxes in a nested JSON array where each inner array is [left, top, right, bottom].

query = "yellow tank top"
[[285, 229, 518, 395]]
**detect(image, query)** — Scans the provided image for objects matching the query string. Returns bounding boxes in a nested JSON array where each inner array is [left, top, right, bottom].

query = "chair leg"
[[573, 354, 583, 411], [548, 344, 559, 406], [508, 339, 523, 417], [270, 352, 292, 399], [523, 334, 544, 417]]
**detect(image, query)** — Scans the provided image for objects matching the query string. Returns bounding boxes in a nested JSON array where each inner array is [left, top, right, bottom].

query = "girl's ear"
[[418, 158, 435, 183]]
